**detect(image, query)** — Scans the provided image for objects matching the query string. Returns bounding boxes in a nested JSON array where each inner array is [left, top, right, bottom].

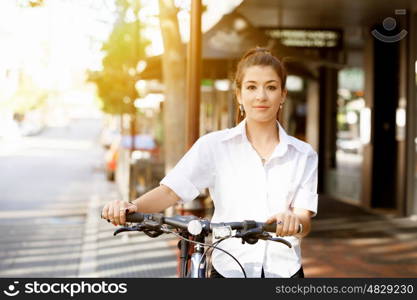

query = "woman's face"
[[237, 65, 287, 123]]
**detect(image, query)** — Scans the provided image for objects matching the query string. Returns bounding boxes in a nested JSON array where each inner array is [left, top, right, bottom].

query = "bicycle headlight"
[[187, 220, 203, 236]]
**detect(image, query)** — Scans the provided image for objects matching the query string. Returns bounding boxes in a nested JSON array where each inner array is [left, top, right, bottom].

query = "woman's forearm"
[[130, 184, 180, 213]]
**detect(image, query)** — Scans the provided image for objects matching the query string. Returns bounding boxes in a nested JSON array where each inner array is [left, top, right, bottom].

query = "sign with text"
[[263, 28, 343, 49]]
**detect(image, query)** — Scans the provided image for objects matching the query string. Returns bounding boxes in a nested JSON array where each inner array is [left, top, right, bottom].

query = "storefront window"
[[200, 79, 232, 134], [284, 75, 307, 141], [327, 68, 365, 203]]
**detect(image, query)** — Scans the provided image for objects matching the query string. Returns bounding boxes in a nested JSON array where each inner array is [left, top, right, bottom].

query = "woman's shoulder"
[[287, 135, 317, 157], [198, 128, 231, 144]]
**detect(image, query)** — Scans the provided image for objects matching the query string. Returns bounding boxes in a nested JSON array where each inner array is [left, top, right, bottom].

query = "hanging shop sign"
[[262, 28, 343, 49]]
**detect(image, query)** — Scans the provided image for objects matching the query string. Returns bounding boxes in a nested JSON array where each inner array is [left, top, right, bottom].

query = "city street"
[[0, 119, 177, 277], [0, 119, 101, 213], [0, 119, 104, 277]]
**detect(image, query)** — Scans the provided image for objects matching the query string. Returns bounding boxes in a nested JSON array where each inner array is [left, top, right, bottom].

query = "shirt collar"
[[220, 119, 247, 142], [221, 118, 290, 158]]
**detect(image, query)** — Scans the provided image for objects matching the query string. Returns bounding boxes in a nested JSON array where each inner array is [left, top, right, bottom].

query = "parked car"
[[100, 128, 119, 149], [104, 134, 160, 182], [104, 135, 120, 181]]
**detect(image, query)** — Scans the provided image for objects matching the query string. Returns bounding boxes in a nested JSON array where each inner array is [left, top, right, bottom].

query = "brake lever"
[[113, 222, 164, 238], [237, 228, 264, 245], [246, 230, 293, 248], [267, 236, 292, 248], [113, 225, 141, 236]]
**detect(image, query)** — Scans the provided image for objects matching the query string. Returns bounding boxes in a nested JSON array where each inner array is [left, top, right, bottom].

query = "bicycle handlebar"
[[125, 212, 145, 223], [125, 212, 300, 235], [116, 212, 300, 277]]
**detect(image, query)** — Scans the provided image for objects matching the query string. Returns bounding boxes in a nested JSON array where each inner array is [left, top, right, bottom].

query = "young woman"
[[101, 48, 318, 278]]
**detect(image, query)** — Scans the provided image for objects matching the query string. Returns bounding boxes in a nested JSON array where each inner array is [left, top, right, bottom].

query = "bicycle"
[[112, 212, 302, 278]]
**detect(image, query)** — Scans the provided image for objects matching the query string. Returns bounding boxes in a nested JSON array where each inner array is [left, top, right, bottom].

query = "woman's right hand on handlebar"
[[101, 200, 137, 226]]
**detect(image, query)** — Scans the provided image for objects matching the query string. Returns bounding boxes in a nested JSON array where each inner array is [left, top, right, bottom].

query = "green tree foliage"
[[89, 0, 150, 115]]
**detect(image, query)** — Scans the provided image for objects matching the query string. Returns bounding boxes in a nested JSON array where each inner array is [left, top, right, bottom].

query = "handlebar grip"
[[262, 223, 303, 234], [262, 223, 277, 233], [125, 212, 145, 223]]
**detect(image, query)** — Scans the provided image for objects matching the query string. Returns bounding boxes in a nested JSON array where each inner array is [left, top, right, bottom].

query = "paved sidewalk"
[[0, 217, 85, 277], [79, 184, 178, 278], [0, 172, 178, 278], [302, 196, 417, 277]]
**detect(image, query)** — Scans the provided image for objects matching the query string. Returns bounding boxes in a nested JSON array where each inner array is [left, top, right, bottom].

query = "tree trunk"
[[158, 0, 186, 173]]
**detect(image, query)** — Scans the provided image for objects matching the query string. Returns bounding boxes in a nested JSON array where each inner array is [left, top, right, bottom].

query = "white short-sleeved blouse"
[[160, 119, 318, 278]]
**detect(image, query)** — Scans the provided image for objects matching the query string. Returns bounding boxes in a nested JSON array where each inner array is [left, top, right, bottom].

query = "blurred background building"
[[136, 0, 417, 218], [1, 0, 416, 219]]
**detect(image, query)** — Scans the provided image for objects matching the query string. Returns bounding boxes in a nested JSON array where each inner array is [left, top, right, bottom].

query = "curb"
[[78, 194, 100, 277]]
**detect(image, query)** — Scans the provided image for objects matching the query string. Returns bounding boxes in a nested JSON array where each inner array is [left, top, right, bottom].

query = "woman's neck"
[[245, 118, 279, 146]]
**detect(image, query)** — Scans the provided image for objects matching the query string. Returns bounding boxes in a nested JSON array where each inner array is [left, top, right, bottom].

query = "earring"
[[279, 103, 283, 110], [239, 104, 245, 117]]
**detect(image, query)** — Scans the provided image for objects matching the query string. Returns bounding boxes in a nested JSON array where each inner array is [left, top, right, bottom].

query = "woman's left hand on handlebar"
[[266, 211, 301, 237]]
